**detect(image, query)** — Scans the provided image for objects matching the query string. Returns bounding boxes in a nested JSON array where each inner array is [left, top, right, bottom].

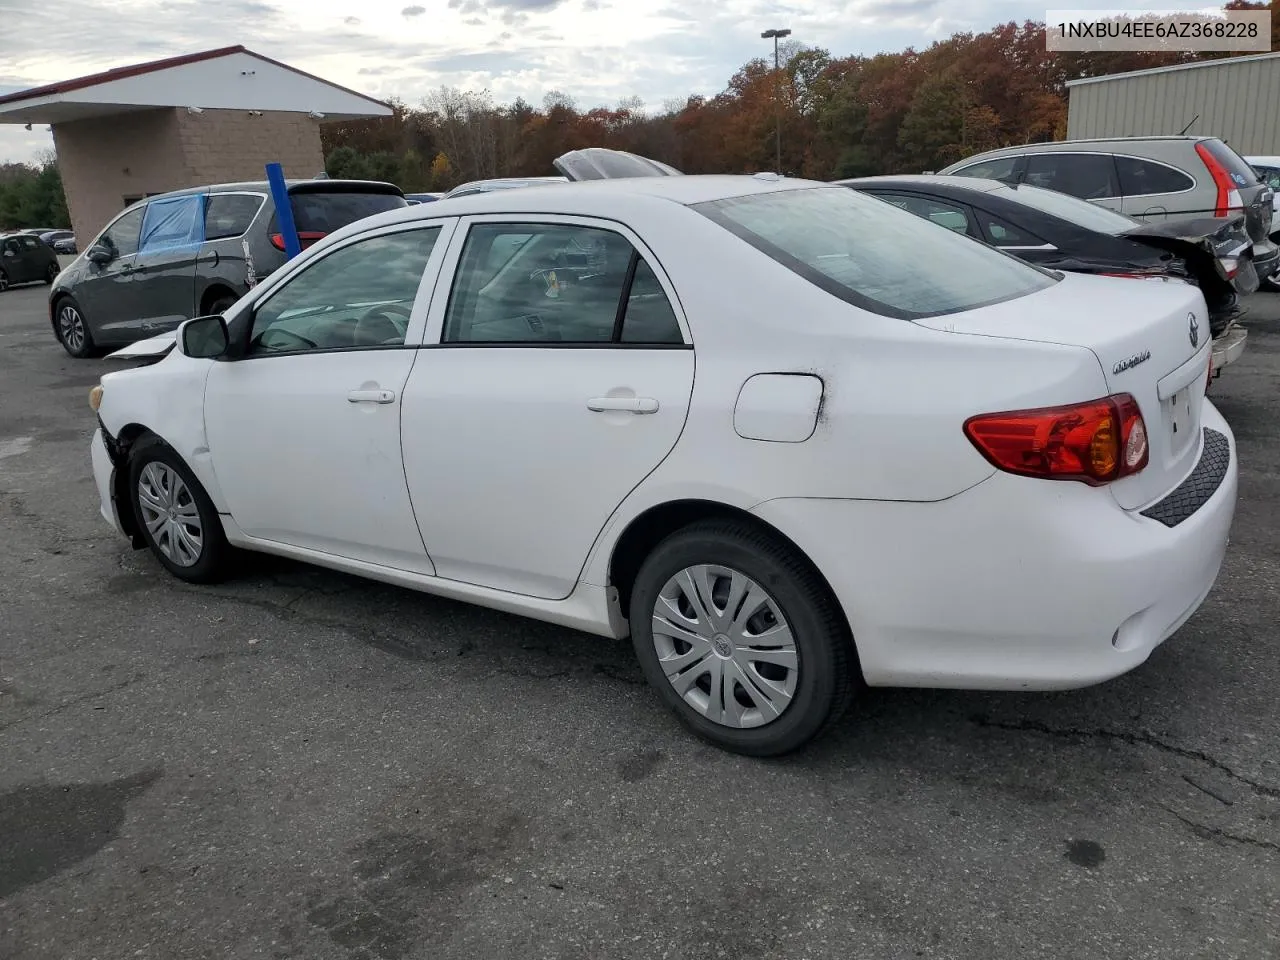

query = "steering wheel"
[[354, 302, 413, 345]]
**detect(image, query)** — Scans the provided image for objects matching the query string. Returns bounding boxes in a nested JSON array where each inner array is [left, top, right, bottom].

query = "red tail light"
[[964, 393, 1148, 485], [1195, 142, 1244, 218], [269, 231, 327, 251]]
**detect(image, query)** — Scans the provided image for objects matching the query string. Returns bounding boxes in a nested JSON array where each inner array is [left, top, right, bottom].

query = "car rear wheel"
[[128, 438, 231, 584], [0, 268, 9, 292], [628, 519, 856, 757], [55, 296, 95, 358]]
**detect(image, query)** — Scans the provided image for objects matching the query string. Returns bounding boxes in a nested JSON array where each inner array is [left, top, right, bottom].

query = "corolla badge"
[[1113, 350, 1151, 375], [1189, 312, 1200, 348]]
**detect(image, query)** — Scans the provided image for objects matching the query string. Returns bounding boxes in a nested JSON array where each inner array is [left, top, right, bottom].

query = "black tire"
[[45, 261, 59, 284], [127, 437, 231, 584], [206, 294, 237, 316], [628, 519, 857, 757], [53, 295, 96, 359], [0, 267, 9, 293]]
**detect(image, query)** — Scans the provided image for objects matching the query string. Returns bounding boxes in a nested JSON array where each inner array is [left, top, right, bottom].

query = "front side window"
[[139, 195, 205, 253], [1024, 153, 1119, 201], [248, 227, 441, 355], [443, 222, 683, 344], [952, 156, 1019, 181], [99, 206, 145, 258], [205, 194, 264, 240], [871, 193, 975, 236], [1255, 165, 1280, 192], [694, 186, 1056, 320]]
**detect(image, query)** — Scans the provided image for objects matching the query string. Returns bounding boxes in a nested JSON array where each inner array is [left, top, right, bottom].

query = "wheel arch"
[[199, 282, 239, 316], [607, 499, 854, 646]]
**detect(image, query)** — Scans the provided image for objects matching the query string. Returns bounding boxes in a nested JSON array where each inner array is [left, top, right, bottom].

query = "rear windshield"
[[694, 186, 1056, 319], [271, 191, 407, 234], [1200, 139, 1261, 187], [993, 182, 1140, 233]]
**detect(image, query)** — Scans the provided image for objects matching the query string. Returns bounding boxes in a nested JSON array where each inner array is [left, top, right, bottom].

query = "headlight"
[[88, 384, 103, 411]]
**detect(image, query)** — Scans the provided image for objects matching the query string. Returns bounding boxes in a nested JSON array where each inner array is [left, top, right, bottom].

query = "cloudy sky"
[[0, 0, 1179, 163]]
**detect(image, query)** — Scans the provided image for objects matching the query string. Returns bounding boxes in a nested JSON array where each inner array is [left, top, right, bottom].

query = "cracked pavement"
[[1, 277, 1278, 959]]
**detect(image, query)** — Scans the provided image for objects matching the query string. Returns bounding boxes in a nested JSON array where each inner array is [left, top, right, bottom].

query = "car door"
[[78, 204, 147, 344], [202, 220, 454, 572], [1023, 153, 1122, 211], [1, 237, 29, 283], [200, 191, 267, 305], [400, 216, 695, 600], [1114, 155, 1196, 223], [131, 193, 206, 333], [19, 236, 48, 281]]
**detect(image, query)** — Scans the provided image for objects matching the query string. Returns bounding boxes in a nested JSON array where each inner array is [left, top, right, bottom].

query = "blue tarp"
[[138, 194, 205, 253]]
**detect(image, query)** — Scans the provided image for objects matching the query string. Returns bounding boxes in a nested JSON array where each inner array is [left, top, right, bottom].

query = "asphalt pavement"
[[1, 272, 1278, 960]]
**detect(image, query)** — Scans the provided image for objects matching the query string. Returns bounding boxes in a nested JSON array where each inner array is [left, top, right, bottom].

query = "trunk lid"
[[912, 271, 1212, 511]]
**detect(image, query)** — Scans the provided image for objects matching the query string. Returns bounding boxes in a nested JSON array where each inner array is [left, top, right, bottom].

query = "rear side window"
[[20, 236, 38, 251], [1116, 157, 1195, 196], [1024, 153, 1120, 200], [694, 187, 1056, 320], [953, 156, 1019, 181], [270, 191, 408, 235], [205, 194, 264, 240], [1198, 139, 1261, 187], [980, 214, 1045, 247]]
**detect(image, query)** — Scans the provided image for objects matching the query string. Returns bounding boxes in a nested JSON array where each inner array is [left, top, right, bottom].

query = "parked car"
[[840, 174, 1253, 377], [404, 192, 444, 204], [1244, 156, 1280, 289], [86, 149, 1237, 757], [0, 232, 62, 291], [938, 136, 1279, 283], [40, 229, 76, 252], [442, 176, 568, 199], [49, 178, 408, 358], [51, 235, 78, 255]]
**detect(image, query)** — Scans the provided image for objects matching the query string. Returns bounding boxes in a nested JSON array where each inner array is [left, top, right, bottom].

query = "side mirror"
[[86, 244, 113, 265], [179, 315, 229, 359]]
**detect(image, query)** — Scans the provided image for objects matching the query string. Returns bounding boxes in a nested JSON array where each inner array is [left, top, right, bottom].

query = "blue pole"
[[265, 162, 301, 260]]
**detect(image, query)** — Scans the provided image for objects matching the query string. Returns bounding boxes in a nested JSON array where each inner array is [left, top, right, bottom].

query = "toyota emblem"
[[1189, 312, 1200, 349]]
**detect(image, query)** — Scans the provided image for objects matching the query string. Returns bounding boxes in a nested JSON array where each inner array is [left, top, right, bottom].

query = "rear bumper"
[[1252, 240, 1279, 280], [751, 401, 1237, 691]]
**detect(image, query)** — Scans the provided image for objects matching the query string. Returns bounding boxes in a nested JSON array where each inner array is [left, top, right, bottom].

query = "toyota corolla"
[[86, 150, 1238, 756]]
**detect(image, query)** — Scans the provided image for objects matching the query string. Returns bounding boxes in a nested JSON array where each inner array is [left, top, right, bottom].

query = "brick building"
[[0, 47, 391, 243]]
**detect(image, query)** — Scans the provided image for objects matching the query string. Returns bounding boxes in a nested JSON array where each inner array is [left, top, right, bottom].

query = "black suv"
[[49, 179, 407, 358], [0, 232, 62, 291]]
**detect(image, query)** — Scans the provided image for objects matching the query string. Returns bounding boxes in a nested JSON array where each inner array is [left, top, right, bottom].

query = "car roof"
[[132, 179, 403, 201], [945, 136, 1216, 167], [337, 173, 836, 235], [839, 174, 1009, 194]]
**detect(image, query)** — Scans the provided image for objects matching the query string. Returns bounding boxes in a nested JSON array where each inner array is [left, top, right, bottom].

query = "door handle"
[[347, 389, 395, 404], [587, 396, 659, 414]]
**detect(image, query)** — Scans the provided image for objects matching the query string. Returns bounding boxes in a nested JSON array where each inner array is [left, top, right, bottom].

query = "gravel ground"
[[1, 276, 1277, 960]]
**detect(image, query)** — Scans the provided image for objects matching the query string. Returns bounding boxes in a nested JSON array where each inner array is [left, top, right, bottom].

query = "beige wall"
[[1067, 56, 1280, 154], [53, 107, 324, 244]]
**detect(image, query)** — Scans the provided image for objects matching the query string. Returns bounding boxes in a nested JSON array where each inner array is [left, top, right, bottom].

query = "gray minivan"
[[938, 136, 1279, 282], [49, 179, 407, 358]]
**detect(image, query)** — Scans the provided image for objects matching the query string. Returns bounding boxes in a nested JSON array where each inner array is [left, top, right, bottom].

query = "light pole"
[[761, 27, 792, 174]]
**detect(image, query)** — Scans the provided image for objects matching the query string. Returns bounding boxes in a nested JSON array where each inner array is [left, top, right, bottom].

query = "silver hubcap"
[[136, 462, 203, 567], [58, 305, 84, 352], [651, 564, 799, 729]]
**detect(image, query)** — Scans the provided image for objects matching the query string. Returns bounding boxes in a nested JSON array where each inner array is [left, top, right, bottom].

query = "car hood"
[[106, 332, 177, 361]]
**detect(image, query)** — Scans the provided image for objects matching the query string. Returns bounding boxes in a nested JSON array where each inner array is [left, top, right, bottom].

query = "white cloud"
[[0, 0, 1134, 163]]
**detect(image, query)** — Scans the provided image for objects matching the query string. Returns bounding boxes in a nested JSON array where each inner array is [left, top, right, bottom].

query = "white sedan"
[[88, 149, 1238, 756]]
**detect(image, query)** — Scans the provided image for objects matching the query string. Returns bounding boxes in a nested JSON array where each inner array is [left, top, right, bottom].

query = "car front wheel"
[[128, 438, 231, 583], [55, 297, 95, 358], [628, 519, 857, 757]]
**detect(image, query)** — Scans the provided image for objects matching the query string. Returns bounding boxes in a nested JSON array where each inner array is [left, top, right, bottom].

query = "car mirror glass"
[[180, 315, 229, 359]]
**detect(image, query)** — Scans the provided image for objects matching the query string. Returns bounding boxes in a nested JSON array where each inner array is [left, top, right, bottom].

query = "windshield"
[[992, 182, 1140, 233], [694, 186, 1056, 319]]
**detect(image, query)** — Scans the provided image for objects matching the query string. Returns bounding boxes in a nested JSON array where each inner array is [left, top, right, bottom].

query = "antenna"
[[1179, 114, 1199, 136]]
